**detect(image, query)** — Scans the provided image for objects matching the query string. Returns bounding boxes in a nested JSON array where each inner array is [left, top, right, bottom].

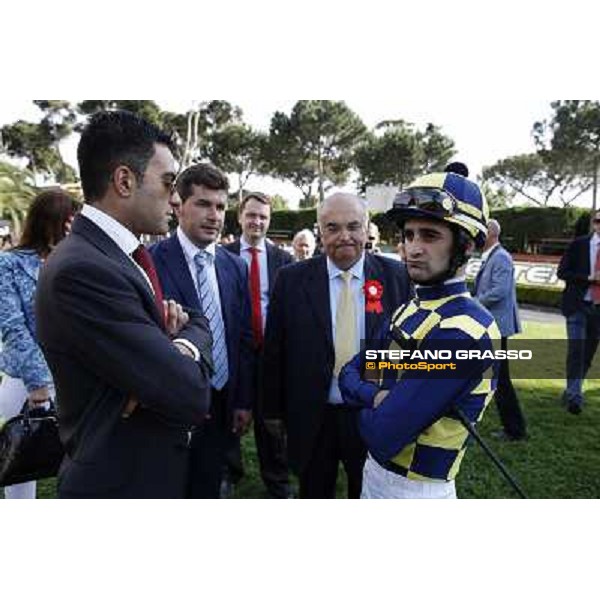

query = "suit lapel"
[[475, 245, 499, 293], [266, 243, 277, 295], [586, 235, 593, 275], [474, 259, 487, 294], [364, 254, 387, 340], [72, 215, 163, 323], [215, 248, 233, 333], [159, 235, 200, 310], [304, 256, 333, 348]]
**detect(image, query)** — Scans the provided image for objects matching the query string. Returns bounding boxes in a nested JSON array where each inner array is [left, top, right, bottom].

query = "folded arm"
[[358, 331, 496, 462], [42, 259, 212, 426]]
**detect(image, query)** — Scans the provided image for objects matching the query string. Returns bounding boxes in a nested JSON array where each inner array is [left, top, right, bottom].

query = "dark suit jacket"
[[150, 235, 255, 412], [223, 239, 294, 296], [36, 215, 213, 498], [224, 238, 293, 407], [261, 253, 412, 474], [558, 235, 594, 316]]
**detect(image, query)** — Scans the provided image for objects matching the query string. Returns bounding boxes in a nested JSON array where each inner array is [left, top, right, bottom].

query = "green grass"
[[515, 320, 566, 340], [5, 317, 599, 499]]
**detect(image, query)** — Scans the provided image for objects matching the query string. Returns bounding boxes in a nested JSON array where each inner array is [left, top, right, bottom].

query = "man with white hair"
[[474, 219, 527, 441], [292, 228, 316, 261], [367, 222, 381, 254], [262, 193, 411, 498]]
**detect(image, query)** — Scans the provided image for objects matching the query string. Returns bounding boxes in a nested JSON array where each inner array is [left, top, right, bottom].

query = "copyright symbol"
[[366, 362, 376, 369]]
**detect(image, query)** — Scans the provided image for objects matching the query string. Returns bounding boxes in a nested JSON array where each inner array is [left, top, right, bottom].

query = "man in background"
[[292, 228, 316, 261], [151, 163, 254, 497], [262, 193, 411, 498], [474, 219, 527, 440], [224, 192, 294, 498], [366, 222, 381, 254], [557, 210, 600, 415]]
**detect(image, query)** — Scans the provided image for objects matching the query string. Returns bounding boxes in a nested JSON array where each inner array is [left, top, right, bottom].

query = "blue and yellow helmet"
[[387, 172, 490, 248]]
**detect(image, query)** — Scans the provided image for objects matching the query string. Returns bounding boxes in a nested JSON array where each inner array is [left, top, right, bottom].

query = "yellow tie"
[[334, 271, 357, 376]]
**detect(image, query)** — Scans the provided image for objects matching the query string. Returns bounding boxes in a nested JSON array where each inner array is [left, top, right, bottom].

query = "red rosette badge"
[[364, 279, 383, 314]]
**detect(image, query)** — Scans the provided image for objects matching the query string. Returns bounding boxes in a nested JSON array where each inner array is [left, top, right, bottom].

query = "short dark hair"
[[239, 192, 271, 215], [77, 110, 174, 202], [16, 189, 79, 256], [176, 163, 229, 202]]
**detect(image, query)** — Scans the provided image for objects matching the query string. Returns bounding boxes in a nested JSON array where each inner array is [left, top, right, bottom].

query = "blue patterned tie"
[[194, 251, 228, 390]]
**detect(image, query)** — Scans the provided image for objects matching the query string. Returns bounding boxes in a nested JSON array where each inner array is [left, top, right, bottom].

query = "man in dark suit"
[[150, 163, 255, 498], [35, 110, 213, 498], [224, 192, 294, 498], [558, 210, 600, 415], [474, 219, 527, 440], [262, 192, 412, 499]]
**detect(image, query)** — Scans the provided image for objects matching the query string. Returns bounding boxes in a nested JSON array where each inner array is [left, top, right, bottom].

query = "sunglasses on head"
[[394, 187, 457, 217]]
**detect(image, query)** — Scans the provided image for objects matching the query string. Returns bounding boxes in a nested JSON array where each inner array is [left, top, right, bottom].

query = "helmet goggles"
[[393, 187, 457, 218]]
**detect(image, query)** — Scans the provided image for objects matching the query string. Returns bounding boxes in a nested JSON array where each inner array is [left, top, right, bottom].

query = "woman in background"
[[0, 189, 78, 499]]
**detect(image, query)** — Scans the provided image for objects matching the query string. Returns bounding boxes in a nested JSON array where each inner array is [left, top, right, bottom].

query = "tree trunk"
[[9, 206, 22, 241], [317, 143, 324, 204], [593, 155, 599, 216]]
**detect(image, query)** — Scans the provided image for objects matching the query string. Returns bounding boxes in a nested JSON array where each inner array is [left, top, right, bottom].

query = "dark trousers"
[[188, 386, 237, 499], [564, 304, 600, 406], [496, 337, 527, 439], [222, 398, 291, 498], [299, 405, 366, 499], [253, 411, 291, 497]]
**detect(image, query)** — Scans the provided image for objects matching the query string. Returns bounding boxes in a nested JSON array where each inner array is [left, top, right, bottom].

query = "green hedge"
[[515, 285, 562, 309], [224, 205, 592, 251], [224, 207, 317, 236], [489, 206, 589, 254], [375, 206, 590, 251]]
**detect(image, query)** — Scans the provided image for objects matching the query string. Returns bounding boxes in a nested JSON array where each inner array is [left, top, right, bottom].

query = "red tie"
[[593, 246, 600, 304], [248, 247, 263, 347], [132, 244, 165, 324]]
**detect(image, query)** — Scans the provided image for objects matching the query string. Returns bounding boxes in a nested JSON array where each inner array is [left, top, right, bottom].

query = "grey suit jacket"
[[475, 244, 521, 337]]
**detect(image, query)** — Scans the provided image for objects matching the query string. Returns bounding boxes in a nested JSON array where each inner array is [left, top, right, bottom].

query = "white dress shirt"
[[81, 204, 154, 294], [480, 242, 499, 264], [240, 235, 269, 332], [176, 227, 225, 320], [80, 205, 199, 360], [327, 253, 366, 404]]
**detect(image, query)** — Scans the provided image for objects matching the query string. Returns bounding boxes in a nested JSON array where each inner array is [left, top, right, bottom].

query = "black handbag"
[[0, 400, 64, 487]]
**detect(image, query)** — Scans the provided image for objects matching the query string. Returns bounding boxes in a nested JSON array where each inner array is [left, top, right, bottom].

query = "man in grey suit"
[[474, 219, 527, 440]]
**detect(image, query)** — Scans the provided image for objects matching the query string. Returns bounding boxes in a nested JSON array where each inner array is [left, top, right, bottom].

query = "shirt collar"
[[81, 204, 140, 256], [415, 279, 469, 301], [177, 226, 216, 263], [326, 252, 365, 281], [414, 275, 465, 291], [481, 242, 499, 262], [240, 235, 266, 253]]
